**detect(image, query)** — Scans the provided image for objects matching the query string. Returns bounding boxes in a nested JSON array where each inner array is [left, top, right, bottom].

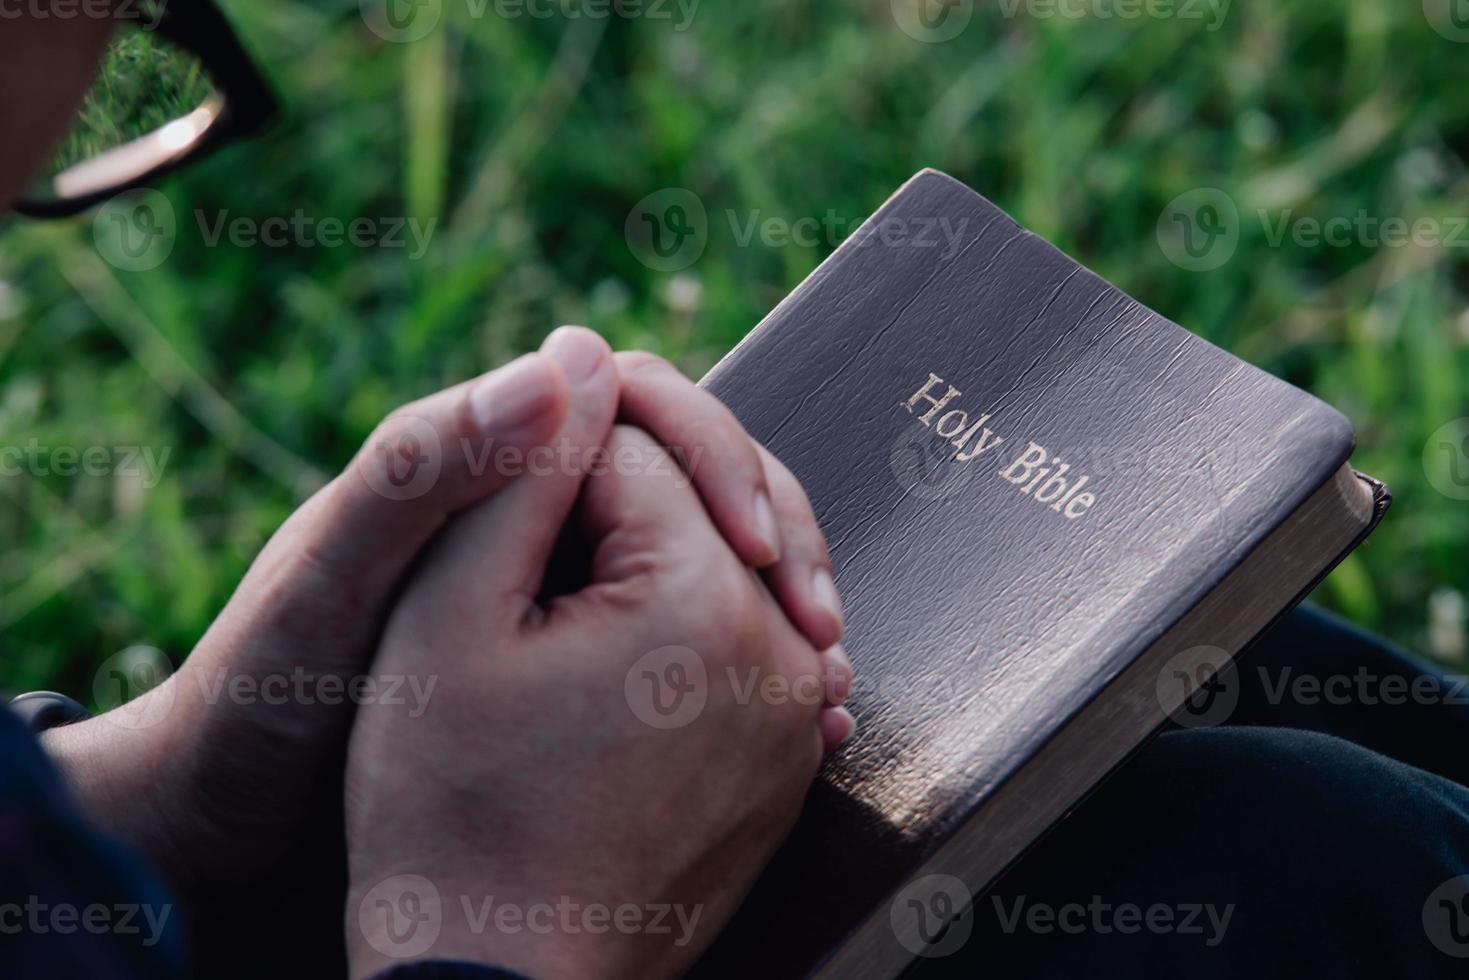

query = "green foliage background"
[[2, 0, 1469, 693]]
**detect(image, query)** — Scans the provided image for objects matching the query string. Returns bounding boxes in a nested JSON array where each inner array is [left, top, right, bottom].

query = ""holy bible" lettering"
[[902, 372, 1100, 520]]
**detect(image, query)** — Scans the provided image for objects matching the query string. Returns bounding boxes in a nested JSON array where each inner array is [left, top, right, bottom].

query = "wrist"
[[37, 678, 198, 890], [346, 874, 655, 980]]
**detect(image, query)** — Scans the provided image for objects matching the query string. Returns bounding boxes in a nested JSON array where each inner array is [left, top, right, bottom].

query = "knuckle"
[[685, 415, 754, 476], [767, 466, 828, 555], [615, 350, 678, 380]]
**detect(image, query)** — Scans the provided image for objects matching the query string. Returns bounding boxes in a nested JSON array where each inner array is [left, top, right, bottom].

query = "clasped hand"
[[42, 327, 853, 980]]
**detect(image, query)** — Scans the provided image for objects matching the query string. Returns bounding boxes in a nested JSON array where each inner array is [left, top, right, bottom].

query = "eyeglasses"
[[15, 0, 278, 219]]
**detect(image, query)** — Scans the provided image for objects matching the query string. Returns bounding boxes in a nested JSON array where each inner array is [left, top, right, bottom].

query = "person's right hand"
[[345, 333, 852, 979]]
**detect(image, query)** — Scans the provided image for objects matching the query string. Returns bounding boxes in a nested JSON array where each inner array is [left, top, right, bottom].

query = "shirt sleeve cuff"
[[367, 962, 533, 980]]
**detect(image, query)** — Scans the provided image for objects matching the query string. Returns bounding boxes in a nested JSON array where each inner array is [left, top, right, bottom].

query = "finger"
[[819, 707, 856, 752], [571, 424, 728, 591], [563, 426, 835, 749], [615, 352, 782, 568], [423, 326, 619, 618], [820, 642, 853, 707], [756, 444, 845, 651], [293, 351, 571, 604]]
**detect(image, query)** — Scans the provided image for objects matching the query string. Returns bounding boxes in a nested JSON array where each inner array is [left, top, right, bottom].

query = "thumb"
[[295, 350, 572, 604], [188, 348, 574, 682], [411, 326, 620, 621]]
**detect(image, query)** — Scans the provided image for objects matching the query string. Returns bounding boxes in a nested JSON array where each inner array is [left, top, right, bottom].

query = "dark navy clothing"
[[0, 704, 182, 978], [918, 605, 1469, 977], [7, 604, 1469, 979]]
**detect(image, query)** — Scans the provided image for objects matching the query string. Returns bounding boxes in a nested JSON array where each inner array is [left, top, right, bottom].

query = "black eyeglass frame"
[[15, 0, 279, 219]]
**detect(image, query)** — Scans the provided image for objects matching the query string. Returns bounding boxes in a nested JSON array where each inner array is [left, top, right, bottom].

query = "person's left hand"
[[39, 328, 848, 895]]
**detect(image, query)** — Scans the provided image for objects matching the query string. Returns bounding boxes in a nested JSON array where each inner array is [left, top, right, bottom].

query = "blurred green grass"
[[2, 0, 1468, 693]]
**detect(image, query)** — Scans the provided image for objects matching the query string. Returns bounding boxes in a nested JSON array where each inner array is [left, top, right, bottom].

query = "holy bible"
[[691, 170, 1388, 978]]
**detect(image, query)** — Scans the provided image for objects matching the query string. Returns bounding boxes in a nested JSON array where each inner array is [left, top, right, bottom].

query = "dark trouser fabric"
[[917, 605, 1469, 977]]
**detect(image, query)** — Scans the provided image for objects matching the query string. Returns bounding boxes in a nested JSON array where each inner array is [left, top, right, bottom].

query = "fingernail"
[[823, 643, 853, 705], [820, 707, 856, 749], [753, 490, 781, 561], [542, 325, 605, 384], [469, 354, 559, 433], [812, 567, 844, 634]]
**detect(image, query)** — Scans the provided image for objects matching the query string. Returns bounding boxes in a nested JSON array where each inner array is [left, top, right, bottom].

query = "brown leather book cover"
[[691, 171, 1387, 978]]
